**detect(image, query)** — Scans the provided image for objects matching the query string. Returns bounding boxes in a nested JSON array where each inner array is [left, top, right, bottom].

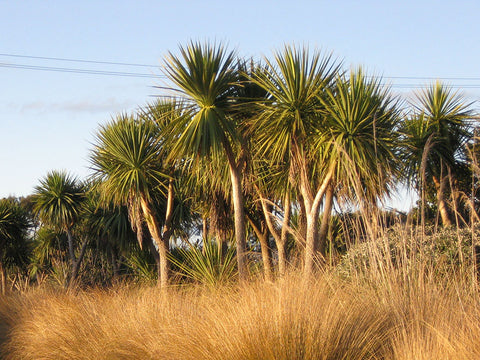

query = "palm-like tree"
[[319, 69, 400, 245], [0, 198, 31, 294], [33, 170, 86, 285], [90, 113, 174, 287], [400, 112, 434, 225], [403, 81, 475, 226], [78, 186, 138, 281], [164, 42, 250, 280], [248, 45, 341, 275]]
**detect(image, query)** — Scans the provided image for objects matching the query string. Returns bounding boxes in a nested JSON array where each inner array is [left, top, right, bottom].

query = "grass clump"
[[1, 265, 480, 359]]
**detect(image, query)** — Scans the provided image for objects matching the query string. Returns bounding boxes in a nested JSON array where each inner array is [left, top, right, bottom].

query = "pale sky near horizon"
[[1, 0, 479, 211]]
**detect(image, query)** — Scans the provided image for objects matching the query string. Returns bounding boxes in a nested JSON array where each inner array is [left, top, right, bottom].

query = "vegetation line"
[[1, 40, 480, 358]]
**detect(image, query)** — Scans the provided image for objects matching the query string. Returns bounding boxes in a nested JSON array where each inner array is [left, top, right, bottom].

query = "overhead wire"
[[1, 52, 480, 88], [0, 52, 159, 68], [0, 62, 165, 78]]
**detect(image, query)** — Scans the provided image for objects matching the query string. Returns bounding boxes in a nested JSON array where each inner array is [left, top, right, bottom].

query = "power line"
[[0, 53, 159, 68], [1, 52, 480, 89], [3, 61, 480, 88], [2, 53, 480, 81], [0, 62, 166, 78], [384, 76, 480, 81], [390, 84, 480, 89], [2, 52, 480, 81]]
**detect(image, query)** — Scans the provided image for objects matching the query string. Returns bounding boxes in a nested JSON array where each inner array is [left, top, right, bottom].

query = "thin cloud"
[[15, 98, 135, 114]]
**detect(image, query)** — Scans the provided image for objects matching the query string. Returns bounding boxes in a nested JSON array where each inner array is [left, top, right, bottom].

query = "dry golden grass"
[[1, 264, 480, 360]]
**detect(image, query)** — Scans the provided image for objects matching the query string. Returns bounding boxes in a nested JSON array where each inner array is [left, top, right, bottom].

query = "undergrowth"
[[1, 263, 479, 359]]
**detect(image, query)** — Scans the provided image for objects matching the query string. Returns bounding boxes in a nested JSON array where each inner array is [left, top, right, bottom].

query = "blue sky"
[[1, 0, 479, 210]]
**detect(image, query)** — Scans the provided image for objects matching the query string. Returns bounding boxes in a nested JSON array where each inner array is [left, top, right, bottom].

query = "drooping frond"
[[33, 170, 85, 230], [319, 68, 401, 202], [164, 41, 239, 160], [412, 81, 475, 166], [90, 114, 168, 207], [247, 45, 342, 165]]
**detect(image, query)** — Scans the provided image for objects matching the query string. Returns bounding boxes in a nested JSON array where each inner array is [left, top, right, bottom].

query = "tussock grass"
[[1, 265, 480, 359]]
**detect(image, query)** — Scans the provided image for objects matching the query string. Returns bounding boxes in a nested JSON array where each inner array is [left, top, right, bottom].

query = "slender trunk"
[[277, 241, 288, 276], [257, 231, 273, 281], [448, 167, 463, 227], [438, 197, 451, 227], [297, 198, 307, 247], [433, 175, 452, 226], [302, 167, 335, 277], [156, 238, 170, 288], [318, 183, 334, 256], [140, 197, 170, 287], [279, 193, 291, 276], [304, 213, 320, 276], [71, 237, 89, 283], [202, 215, 208, 241], [65, 228, 77, 287], [66, 228, 76, 270], [0, 262, 6, 296], [163, 179, 175, 236], [255, 188, 292, 277], [226, 158, 248, 281], [247, 213, 273, 281]]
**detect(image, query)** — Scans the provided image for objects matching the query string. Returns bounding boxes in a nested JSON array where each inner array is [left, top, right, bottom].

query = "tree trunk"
[[257, 231, 273, 281], [215, 232, 228, 264], [156, 238, 170, 288], [0, 262, 6, 296], [301, 168, 334, 277], [304, 212, 320, 276], [279, 193, 291, 276], [227, 161, 248, 281], [140, 197, 170, 288], [255, 188, 292, 277], [277, 241, 288, 276], [433, 175, 452, 226], [64, 229, 78, 288], [66, 229, 76, 272], [71, 237, 89, 284], [318, 183, 334, 256], [297, 196, 307, 247], [438, 194, 452, 227], [247, 213, 273, 282]]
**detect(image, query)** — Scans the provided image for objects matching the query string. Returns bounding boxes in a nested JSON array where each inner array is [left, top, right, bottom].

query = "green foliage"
[[319, 68, 400, 201], [248, 45, 341, 167], [169, 241, 237, 286], [415, 81, 474, 162], [399, 112, 433, 189], [90, 115, 168, 206], [0, 199, 31, 272], [29, 227, 67, 278], [32, 171, 85, 231], [3, 43, 480, 289], [123, 245, 157, 284], [400, 82, 475, 211], [164, 41, 239, 161]]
